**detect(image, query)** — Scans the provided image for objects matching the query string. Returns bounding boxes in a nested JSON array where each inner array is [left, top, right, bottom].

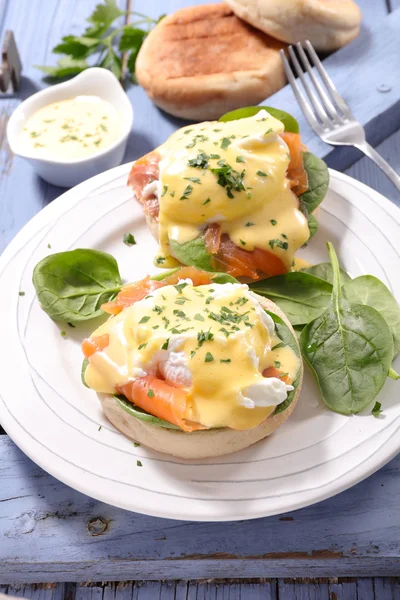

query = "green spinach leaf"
[[342, 275, 400, 358], [302, 262, 351, 286], [81, 358, 90, 388], [300, 243, 393, 414], [219, 106, 299, 133], [33, 249, 122, 324], [306, 213, 319, 241], [115, 395, 181, 429], [300, 152, 330, 213], [250, 272, 333, 326], [264, 310, 302, 415], [169, 237, 214, 272]]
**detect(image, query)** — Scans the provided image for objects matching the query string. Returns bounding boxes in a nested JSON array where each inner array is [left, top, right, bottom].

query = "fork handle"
[[354, 142, 400, 192]]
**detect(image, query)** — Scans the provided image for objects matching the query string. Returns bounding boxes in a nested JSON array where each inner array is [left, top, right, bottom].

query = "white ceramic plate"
[[0, 165, 399, 521]]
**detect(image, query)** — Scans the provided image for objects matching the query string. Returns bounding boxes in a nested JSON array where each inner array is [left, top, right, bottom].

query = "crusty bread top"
[[136, 4, 285, 94]]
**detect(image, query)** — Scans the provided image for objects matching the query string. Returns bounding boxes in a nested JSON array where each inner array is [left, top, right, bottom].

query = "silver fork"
[[280, 41, 400, 192]]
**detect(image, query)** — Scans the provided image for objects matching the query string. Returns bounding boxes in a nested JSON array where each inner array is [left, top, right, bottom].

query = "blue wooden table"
[[1, 0, 400, 597]]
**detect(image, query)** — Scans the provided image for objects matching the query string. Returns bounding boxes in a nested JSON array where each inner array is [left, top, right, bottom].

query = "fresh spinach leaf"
[[115, 395, 181, 429], [33, 249, 122, 324], [250, 272, 333, 326], [302, 262, 351, 286], [300, 152, 330, 213], [169, 237, 214, 272], [219, 106, 299, 133], [300, 243, 393, 415], [210, 273, 239, 284], [306, 213, 319, 241], [342, 275, 400, 358], [81, 358, 90, 388], [264, 310, 302, 415]]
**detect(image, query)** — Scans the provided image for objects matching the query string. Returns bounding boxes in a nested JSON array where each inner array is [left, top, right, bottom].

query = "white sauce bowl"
[[7, 68, 133, 188]]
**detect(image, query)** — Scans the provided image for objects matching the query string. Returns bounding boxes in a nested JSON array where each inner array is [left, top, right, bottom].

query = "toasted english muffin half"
[[223, 0, 362, 51], [98, 296, 303, 459], [135, 4, 286, 121]]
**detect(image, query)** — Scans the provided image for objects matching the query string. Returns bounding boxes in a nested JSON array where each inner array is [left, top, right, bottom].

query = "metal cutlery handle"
[[354, 142, 400, 192]]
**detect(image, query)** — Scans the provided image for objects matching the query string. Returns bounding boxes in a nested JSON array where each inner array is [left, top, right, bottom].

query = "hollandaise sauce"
[[84, 281, 300, 431], [154, 110, 310, 271], [20, 96, 121, 161]]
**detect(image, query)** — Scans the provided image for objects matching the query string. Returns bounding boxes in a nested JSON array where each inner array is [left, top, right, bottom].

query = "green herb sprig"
[[35, 0, 163, 82]]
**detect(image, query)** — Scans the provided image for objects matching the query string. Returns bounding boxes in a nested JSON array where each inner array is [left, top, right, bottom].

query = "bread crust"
[[99, 295, 303, 459], [223, 0, 361, 51], [135, 4, 286, 121]]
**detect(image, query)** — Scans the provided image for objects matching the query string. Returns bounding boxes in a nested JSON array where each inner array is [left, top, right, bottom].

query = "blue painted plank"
[[373, 577, 400, 598], [1, 436, 400, 582], [345, 126, 400, 206]]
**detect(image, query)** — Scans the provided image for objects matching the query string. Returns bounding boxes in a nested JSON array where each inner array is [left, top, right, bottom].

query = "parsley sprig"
[[35, 0, 163, 82]]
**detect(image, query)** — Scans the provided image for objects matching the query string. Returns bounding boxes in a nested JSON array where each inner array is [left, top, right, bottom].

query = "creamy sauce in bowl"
[[20, 96, 122, 161]]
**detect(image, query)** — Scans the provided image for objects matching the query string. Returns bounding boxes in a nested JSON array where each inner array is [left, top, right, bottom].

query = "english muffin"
[[223, 0, 362, 51], [135, 3, 287, 121]]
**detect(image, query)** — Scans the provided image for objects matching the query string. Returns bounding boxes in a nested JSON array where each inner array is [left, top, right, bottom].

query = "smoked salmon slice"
[[82, 334, 110, 358], [117, 375, 207, 432], [163, 266, 213, 286], [280, 132, 308, 196], [127, 151, 161, 219], [101, 276, 165, 315], [263, 366, 291, 385]]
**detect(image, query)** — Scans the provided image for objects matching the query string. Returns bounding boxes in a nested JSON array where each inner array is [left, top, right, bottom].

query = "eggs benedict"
[[128, 107, 329, 280], [82, 267, 303, 458]]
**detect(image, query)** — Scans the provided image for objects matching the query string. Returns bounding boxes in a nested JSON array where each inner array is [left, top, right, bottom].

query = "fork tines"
[[280, 41, 353, 132]]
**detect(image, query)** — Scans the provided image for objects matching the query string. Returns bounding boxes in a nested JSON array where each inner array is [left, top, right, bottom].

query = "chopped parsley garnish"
[[279, 372, 289, 379], [184, 176, 201, 184], [123, 233, 136, 246], [147, 389, 155, 398], [265, 128, 273, 134], [234, 297, 248, 306], [137, 460, 143, 467], [372, 401, 382, 417], [247, 192, 252, 199], [170, 191, 175, 197], [257, 170, 268, 177], [246, 222, 254, 227], [236, 156, 245, 163], [175, 298, 187, 305], [47, 243, 51, 248], [194, 313, 204, 321], [274, 361, 281, 368], [213, 128, 222, 132], [162, 316, 170, 328], [210, 153, 220, 159], [203, 198, 211, 205], [188, 152, 209, 169], [240, 239, 246, 246], [269, 239, 289, 250], [220, 137, 232, 150], [270, 219, 277, 226], [98, 425, 102, 431], [30, 131, 40, 138], [161, 185, 168, 197], [153, 305, 164, 314], [173, 309, 188, 320], [156, 256, 165, 265], [161, 339, 169, 351], [281, 233, 288, 239], [68, 322, 75, 328], [180, 184, 193, 200], [186, 134, 209, 149], [134, 442, 140, 447], [139, 316, 150, 324], [220, 358, 231, 363], [18, 291, 25, 296], [152, 325, 159, 330], [210, 161, 246, 198], [138, 343, 147, 350], [205, 296, 213, 305], [183, 129, 193, 135], [174, 282, 188, 293], [60, 331, 66, 337], [197, 329, 214, 347], [272, 342, 285, 350], [205, 352, 214, 363]]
